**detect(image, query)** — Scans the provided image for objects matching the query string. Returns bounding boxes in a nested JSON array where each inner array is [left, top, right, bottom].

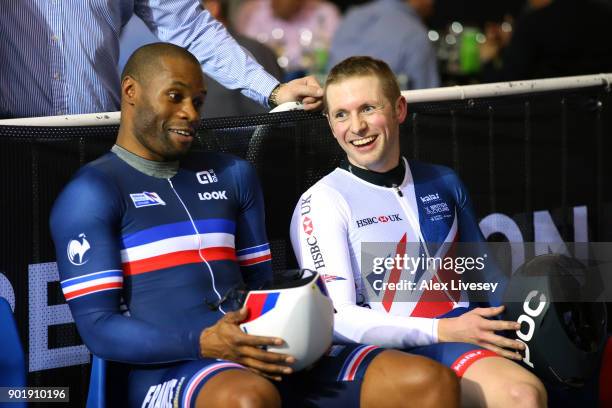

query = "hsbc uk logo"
[[302, 216, 313, 235], [356, 214, 403, 228], [196, 169, 218, 184], [300, 194, 326, 271]]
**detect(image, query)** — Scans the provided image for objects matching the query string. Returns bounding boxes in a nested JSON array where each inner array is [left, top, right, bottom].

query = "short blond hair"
[[324, 56, 401, 112]]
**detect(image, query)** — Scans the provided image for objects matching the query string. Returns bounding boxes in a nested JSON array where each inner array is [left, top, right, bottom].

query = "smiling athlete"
[[291, 56, 547, 407], [51, 44, 459, 408]]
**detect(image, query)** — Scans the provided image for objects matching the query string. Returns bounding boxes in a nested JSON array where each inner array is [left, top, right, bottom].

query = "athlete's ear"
[[395, 95, 408, 124], [121, 75, 138, 106]]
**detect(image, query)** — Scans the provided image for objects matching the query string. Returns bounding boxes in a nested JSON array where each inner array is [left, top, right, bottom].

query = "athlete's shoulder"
[[181, 151, 256, 177], [295, 168, 352, 222], [408, 160, 466, 188], [408, 160, 471, 209], [408, 160, 458, 180], [51, 153, 123, 224], [59, 153, 122, 199], [301, 168, 350, 199]]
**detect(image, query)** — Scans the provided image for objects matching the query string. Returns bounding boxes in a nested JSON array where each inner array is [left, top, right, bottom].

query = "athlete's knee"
[[225, 377, 280, 408], [196, 371, 280, 408], [403, 357, 458, 403], [364, 350, 459, 407], [507, 380, 547, 408]]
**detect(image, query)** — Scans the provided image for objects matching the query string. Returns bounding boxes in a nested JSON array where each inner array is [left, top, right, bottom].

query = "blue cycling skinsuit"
[[51, 146, 382, 408], [291, 158, 505, 377]]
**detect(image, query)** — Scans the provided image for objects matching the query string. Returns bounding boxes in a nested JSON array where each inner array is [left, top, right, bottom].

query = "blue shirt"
[[0, 1, 279, 118], [50, 149, 272, 363], [328, 0, 440, 90]]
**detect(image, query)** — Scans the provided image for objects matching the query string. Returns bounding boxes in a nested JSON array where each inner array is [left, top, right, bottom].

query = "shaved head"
[[121, 42, 200, 86], [117, 42, 206, 162]]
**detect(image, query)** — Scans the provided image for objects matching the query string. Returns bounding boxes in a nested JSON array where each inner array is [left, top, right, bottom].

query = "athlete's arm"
[[452, 172, 508, 306], [51, 169, 202, 364], [438, 172, 523, 359], [233, 160, 273, 290], [290, 185, 438, 348]]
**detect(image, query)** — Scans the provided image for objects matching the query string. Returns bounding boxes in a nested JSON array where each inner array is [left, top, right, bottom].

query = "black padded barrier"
[[0, 84, 610, 406]]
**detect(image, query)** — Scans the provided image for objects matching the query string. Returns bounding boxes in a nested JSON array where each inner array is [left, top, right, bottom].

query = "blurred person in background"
[[480, 0, 612, 82], [236, 0, 340, 78], [200, 0, 284, 117], [0, 0, 322, 119], [328, 0, 440, 90]]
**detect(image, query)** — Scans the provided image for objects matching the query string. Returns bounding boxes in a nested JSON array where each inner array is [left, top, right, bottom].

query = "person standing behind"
[[480, 0, 612, 82], [200, 0, 284, 117], [0, 0, 322, 119], [328, 0, 440, 90], [236, 0, 340, 75]]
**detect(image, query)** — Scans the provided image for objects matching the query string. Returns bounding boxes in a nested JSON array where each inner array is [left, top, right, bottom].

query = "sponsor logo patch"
[[302, 216, 313, 235], [356, 214, 403, 228], [419, 193, 440, 203], [300, 194, 326, 272], [198, 190, 227, 200], [196, 169, 218, 184], [130, 192, 166, 208], [425, 202, 450, 215]]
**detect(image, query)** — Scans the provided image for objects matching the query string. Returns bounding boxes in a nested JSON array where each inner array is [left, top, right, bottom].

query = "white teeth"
[[171, 129, 191, 136], [351, 136, 375, 146]]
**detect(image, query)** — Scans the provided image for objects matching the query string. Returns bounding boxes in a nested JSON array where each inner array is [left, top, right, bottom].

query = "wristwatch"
[[268, 83, 282, 109]]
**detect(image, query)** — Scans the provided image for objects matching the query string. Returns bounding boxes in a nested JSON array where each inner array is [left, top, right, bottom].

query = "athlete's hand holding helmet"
[[199, 307, 295, 381], [199, 270, 334, 380]]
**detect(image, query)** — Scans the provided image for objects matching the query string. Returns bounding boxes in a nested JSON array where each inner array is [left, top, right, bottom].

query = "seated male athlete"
[[290, 56, 548, 407], [50, 44, 460, 407]]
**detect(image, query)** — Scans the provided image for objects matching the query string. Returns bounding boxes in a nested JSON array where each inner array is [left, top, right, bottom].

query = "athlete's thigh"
[[128, 359, 245, 408], [407, 342, 497, 377], [279, 344, 384, 407]]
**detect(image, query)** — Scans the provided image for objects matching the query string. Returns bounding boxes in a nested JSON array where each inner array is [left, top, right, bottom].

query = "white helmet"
[[240, 269, 334, 371]]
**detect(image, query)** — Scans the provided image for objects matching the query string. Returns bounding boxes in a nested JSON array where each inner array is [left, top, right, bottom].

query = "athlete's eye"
[[362, 105, 382, 114], [362, 105, 374, 113], [168, 91, 183, 102], [193, 97, 204, 111], [333, 111, 348, 122]]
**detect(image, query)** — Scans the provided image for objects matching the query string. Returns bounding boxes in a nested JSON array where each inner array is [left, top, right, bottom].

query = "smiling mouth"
[[350, 135, 377, 147], [168, 128, 195, 138]]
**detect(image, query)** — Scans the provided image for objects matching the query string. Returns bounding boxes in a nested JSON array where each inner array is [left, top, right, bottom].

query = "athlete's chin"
[[164, 143, 192, 161], [348, 152, 384, 171]]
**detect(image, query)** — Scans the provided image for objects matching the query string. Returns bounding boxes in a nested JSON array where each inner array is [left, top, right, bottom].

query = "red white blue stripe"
[[242, 292, 280, 323], [182, 362, 244, 408], [236, 243, 271, 266], [61, 270, 123, 301], [337, 345, 379, 381], [120, 219, 237, 275]]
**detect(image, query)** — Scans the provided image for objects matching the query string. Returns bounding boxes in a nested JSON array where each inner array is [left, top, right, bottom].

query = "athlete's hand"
[[437, 305, 525, 360], [199, 308, 295, 381], [275, 76, 324, 111]]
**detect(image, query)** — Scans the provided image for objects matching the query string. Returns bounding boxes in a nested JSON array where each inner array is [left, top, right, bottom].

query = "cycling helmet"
[[240, 269, 334, 371], [503, 254, 607, 387]]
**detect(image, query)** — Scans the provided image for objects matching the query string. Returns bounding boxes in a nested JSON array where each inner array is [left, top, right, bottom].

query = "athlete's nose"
[[349, 112, 366, 134], [178, 99, 200, 123]]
